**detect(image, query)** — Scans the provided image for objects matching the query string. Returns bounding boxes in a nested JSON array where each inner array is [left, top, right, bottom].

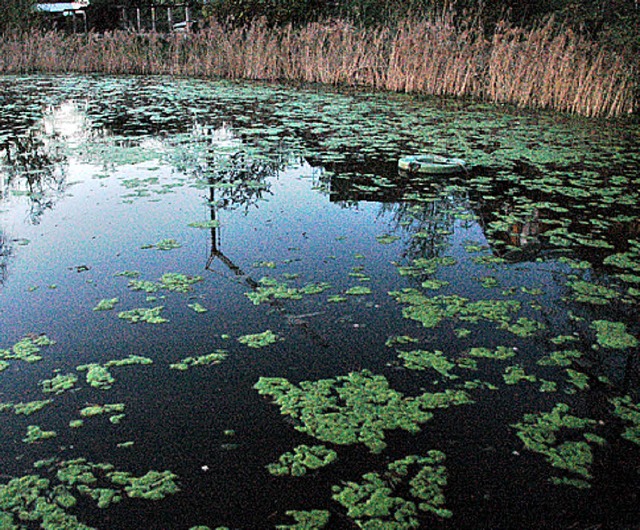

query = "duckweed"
[[267, 445, 338, 477], [238, 330, 278, 348], [255, 370, 471, 453], [23, 425, 57, 443], [512, 403, 602, 487], [276, 510, 330, 529], [591, 320, 639, 350], [40, 373, 78, 394], [117, 306, 168, 324], [93, 298, 119, 311], [331, 451, 451, 528], [610, 396, 640, 445], [398, 350, 458, 379], [170, 350, 228, 370]]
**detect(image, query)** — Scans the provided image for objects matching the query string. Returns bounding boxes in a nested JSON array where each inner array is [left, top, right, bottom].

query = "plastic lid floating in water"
[[398, 154, 467, 174]]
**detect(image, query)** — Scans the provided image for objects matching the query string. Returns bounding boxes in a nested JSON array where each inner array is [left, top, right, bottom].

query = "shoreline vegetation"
[[0, 13, 636, 118]]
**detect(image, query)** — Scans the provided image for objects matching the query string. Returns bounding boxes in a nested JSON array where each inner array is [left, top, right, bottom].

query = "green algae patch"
[[246, 278, 331, 305], [255, 370, 471, 453], [126, 273, 203, 295], [277, 509, 330, 529], [40, 373, 78, 394], [170, 350, 228, 370], [77, 363, 115, 389], [1, 334, 56, 364], [22, 425, 57, 443], [108, 470, 179, 500], [105, 355, 153, 367], [188, 219, 221, 229], [610, 395, 640, 445], [344, 286, 372, 296], [537, 349, 582, 367], [332, 451, 451, 528], [376, 234, 400, 245], [188, 302, 209, 313], [389, 290, 520, 330], [590, 320, 639, 350], [143, 238, 182, 251], [512, 403, 603, 488], [566, 280, 620, 305], [1, 400, 53, 415], [467, 346, 515, 360], [93, 298, 119, 311], [267, 445, 338, 477], [0, 475, 95, 530], [399, 350, 458, 379], [160, 273, 203, 292], [80, 403, 125, 419], [238, 330, 278, 348], [503, 365, 537, 385], [118, 306, 168, 324]]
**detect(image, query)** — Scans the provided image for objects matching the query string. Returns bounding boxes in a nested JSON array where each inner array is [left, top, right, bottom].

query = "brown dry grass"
[[0, 15, 635, 117]]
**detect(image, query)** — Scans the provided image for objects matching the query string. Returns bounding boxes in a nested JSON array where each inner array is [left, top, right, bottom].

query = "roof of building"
[[37, 1, 89, 13]]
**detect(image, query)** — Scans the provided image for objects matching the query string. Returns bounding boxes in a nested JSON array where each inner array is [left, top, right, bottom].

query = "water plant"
[[512, 403, 603, 488], [40, 373, 78, 394], [93, 298, 119, 311], [170, 350, 228, 370], [238, 330, 278, 348], [76, 364, 115, 389], [591, 320, 639, 350], [331, 451, 451, 528], [398, 350, 458, 379], [22, 425, 57, 443], [117, 306, 168, 324], [267, 445, 338, 477], [143, 238, 182, 251], [255, 370, 471, 453], [276, 509, 330, 529], [610, 395, 640, 445]]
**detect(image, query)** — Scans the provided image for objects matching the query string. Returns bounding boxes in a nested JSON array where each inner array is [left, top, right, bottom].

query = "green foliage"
[[276, 509, 330, 529], [0, 0, 41, 35], [40, 373, 78, 394], [108, 470, 179, 500], [238, 330, 278, 348], [267, 445, 338, 477], [76, 363, 115, 389], [389, 290, 521, 331], [610, 395, 640, 445], [512, 403, 603, 488], [170, 350, 228, 370], [245, 277, 331, 305], [331, 452, 451, 528], [255, 370, 471, 453], [118, 306, 168, 324], [93, 298, 119, 311], [398, 350, 458, 379], [22, 425, 57, 443], [591, 320, 639, 350]]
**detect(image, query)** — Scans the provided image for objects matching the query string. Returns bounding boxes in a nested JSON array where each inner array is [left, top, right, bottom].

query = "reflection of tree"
[[0, 231, 11, 286], [205, 186, 330, 347], [0, 129, 68, 224]]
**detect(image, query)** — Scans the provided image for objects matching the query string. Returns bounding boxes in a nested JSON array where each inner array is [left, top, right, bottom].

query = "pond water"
[[0, 75, 639, 530]]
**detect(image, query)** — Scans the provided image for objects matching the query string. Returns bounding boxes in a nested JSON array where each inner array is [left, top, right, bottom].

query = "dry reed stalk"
[[0, 16, 635, 117]]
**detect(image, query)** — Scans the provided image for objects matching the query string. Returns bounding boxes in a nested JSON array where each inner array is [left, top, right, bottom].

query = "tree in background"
[[1, 0, 41, 34]]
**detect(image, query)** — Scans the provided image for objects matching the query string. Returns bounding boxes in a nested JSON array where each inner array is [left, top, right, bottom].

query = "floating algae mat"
[[0, 74, 639, 529]]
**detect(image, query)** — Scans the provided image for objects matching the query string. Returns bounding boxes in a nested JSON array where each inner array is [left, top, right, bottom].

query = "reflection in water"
[[0, 77, 639, 529]]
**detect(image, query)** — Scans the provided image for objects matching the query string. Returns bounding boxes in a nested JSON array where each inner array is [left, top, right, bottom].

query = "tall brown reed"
[[0, 15, 635, 118]]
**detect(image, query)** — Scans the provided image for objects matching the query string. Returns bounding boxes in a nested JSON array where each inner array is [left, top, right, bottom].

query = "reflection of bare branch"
[[1, 130, 68, 225]]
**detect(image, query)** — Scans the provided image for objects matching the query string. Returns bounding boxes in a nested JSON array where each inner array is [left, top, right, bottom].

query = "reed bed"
[[0, 15, 635, 118]]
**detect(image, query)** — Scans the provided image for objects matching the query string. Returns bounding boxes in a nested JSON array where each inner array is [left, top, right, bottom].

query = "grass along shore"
[[0, 15, 636, 118]]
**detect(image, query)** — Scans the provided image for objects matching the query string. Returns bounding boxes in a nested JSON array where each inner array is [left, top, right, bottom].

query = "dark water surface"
[[1, 75, 639, 529]]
